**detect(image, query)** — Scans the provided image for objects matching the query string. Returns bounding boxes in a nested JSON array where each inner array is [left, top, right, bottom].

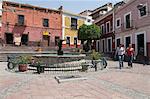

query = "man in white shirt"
[[115, 44, 125, 69]]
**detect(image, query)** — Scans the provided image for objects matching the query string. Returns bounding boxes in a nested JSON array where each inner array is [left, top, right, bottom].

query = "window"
[[125, 13, 131, 28], [66, 37, 70, 46], [106, 21, 110, 33], [55, 36, 60, 46], [139, 4, 147, 17], [74, 37, 77, 45], [107, 37, 112, 52], [43, 19, 49, 27], [116, 18, 121, 28], [101, 24, 105, 34], [18, 15, 24, 25], [71, 18, 77, 29], [102, 39, 105, 52]]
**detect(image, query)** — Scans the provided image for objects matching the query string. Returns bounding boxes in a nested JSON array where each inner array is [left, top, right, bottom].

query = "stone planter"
[[18, 64, 28, 72]]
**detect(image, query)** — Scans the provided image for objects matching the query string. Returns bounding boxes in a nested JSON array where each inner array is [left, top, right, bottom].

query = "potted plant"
[[90, 50, 101, 60], [90, 50, 101, 71], [17, 55, 31, 72]]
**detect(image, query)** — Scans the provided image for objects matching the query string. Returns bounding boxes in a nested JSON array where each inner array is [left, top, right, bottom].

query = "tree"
[[78, 24, 101, 51]]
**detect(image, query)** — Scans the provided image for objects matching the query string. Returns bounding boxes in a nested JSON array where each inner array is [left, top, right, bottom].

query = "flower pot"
[[18, 64, 28, 72]]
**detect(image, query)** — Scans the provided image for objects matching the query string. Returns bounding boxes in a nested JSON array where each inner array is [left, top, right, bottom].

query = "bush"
[[90, 50, 101, 60]]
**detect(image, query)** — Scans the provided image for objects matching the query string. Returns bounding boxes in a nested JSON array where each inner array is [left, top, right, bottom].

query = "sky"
[[9, 0, 123, 13]]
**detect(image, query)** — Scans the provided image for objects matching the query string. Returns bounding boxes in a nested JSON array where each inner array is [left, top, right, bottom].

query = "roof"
[[91, 3, 112, 16], [3, 1, 60, 13], [94, 9, 113, 24], [79, 10, 93, 14], [62, 10, 86, 19]]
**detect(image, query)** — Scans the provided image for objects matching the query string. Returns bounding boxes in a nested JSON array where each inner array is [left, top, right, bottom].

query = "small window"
[[116, 18, 121, 28], [43, 18, 49, 27], [139, 5, 147, 17], [66, 37, 70, 46], [101, 24, 105, 34], [18, 15, 24, 25], [71, 18, 77, 30], [106, 22, 110, 33], [124, 13, 131, 29]]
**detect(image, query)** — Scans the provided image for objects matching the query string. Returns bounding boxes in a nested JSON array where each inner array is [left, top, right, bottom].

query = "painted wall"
[[62, 13, 85, 47], [1, 1, 62, 46], [114, 0, 150, 57]]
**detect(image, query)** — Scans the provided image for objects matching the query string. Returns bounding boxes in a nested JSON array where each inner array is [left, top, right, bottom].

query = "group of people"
[[115, 44, 134, 69]]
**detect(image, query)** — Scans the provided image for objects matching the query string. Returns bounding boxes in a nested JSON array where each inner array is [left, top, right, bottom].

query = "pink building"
[[114, 0, 150, 60], [1, 1, 62, 46]]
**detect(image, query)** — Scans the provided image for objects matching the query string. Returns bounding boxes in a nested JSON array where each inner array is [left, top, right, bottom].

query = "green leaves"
[[90, 50, 101, 60], [78, 24, 101, 40], [17, 55, 31, 64]]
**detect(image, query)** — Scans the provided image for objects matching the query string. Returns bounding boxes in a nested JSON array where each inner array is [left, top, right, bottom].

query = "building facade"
[[114, 0, 150, 59], [62, 11, 86, 48], [1, 1, 62, 46], [90, 3, 113, 54], [79, 10, 94, 25], [94, 10, 114, 54]]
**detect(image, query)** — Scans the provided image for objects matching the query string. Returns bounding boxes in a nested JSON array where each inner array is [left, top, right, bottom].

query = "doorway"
[[5, 33, 13, 44], [125, 36, 131, 48], [137, 34, 144, 55], [43, 35, 50, 46], [21, 34, 28, 45]]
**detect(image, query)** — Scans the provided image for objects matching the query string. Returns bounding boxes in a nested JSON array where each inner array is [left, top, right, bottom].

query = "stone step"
[[0, 55, 7, 62]]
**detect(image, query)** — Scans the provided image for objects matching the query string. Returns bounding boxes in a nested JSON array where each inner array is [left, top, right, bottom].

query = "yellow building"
[[62, 11, 86, 48]]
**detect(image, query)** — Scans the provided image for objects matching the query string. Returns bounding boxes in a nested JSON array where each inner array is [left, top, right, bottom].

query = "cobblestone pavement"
[[0, 61, 150, 99]]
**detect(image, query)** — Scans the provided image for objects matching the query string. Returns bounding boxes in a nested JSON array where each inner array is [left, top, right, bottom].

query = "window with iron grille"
[[125, 14, 131, 28], [71, 18, 77, 30], [18, 15, 24, 25], [139, 5, 147, 17], [43, 18, 49, 27]]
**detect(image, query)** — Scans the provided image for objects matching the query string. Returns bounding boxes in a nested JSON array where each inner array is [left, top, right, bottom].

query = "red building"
[[94, 10, 114, 54], [1, 1, 62, 46]]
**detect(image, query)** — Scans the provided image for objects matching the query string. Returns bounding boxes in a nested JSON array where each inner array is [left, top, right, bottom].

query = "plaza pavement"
[[0, 61, 149, 99]]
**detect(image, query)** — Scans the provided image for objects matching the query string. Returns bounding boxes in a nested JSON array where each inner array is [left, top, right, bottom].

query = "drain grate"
[[55, 75, 87, 83]]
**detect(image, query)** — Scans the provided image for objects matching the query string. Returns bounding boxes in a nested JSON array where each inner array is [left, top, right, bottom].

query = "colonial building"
[[1, 1, 62, 46], [94, 9, 114, 54], [90, 3, 113, 53], [90, 3, 113, 21], [61, 10, 86, 48], [114, 0, 150, 59], [79, 10, 94, 25]]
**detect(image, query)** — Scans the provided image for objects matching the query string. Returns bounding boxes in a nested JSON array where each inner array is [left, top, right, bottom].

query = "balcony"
[[15, 20, 27, 26], [121, 20, 137, 32]]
